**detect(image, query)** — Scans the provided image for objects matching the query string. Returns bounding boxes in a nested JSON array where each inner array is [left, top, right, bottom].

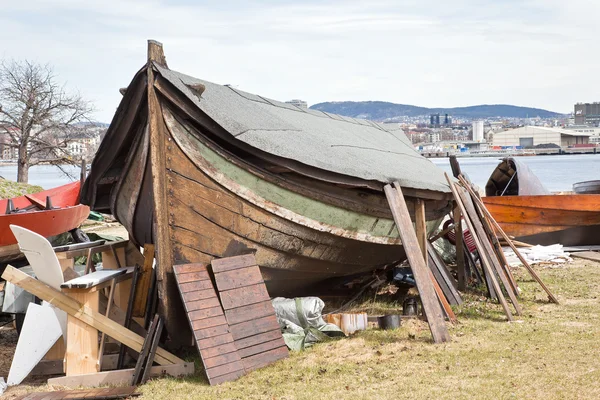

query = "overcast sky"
[[1, 0, 597, 122]]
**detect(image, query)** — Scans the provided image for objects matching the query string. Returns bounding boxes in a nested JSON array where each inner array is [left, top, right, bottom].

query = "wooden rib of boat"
[[80, 41, 453, 343], [483, 159, 600, 246], [0, 181, 90, 263]]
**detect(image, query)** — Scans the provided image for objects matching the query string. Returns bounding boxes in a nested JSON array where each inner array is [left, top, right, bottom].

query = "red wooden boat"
[[483, 158, 600, 245], [0, 181, 90, 263]]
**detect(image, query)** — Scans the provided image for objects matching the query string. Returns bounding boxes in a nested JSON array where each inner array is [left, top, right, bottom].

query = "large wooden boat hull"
[[81, 47, 453, 343], [482, 194, 600, 246], [0, 182, 89, 264]]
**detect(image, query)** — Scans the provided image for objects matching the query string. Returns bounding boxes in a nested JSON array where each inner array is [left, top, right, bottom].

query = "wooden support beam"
[[444, 173, 514, 321], [457, 177, 559, 304], [384, 183, 450, 343], [133, 244, 155, 317], [1, 266, 183, 366], [415, 199, 428, 262]]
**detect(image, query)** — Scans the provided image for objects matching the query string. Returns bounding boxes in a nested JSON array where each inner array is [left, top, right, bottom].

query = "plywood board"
[[571, 251, 600, 262]]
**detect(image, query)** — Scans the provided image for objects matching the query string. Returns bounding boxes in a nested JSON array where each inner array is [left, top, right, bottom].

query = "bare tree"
[[0, 60, 94, 183]]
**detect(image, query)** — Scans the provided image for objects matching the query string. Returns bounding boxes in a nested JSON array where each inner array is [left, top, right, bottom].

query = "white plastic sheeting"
[[503, 244, 572, 267]]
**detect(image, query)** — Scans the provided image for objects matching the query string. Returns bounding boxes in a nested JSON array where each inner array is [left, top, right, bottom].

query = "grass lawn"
[[5, 258, 600, 399]]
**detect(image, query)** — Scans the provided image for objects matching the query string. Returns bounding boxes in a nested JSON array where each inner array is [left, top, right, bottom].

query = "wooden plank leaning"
[[457, 177, 559, 304], [1, 265, 183, 366], [455, 184, 522, 316], [384, 182, 450, 343], [444, 173, 514, 321]]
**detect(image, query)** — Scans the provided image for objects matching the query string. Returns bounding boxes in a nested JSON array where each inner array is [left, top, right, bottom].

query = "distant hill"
[[309, 101, 563, 120]]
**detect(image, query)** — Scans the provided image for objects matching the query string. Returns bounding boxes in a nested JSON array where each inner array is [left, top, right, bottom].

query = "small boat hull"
[[573, 180, 600, 195], [0, 182, 89, 263], [483, 194, 600, 246]]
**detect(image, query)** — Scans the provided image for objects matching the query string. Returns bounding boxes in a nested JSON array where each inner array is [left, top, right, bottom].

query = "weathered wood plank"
[[185, 297, 222, 312], [205, 361, 245, 380], [453, 204, 466, 291], [224, 300, 275, 325], [230, 315, 281, 341], [218, 284, 270, 310], [384, 183, 450, 343], [197, 333, 234, 350], [179, 280, 214, 293], [201, 342, 239, 359], [213, 266, 264, 291], [189, 306, 224, 321], [132, 244, 154, 317], [47, 363, 193, 388], [211, 254, 257, 273], [173, 263, 210, 274], [176, 271, 211, 283], [193, 324, 231, 341], [238, 337, 286, 358], [234, 330, 283, 350], [203, 351, 241, 369], [182, 288, 217, 302], [242, 347, 288, 372], [191, 315, 228, 331]]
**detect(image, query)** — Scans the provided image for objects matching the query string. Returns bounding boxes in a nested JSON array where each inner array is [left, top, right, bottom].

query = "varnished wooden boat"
[[483, 158, 600, 245], [0, 181, 90, 263], [80, 41, 453, 343]]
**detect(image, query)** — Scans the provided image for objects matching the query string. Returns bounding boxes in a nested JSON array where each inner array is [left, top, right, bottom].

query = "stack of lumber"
[[444, 173, 559, 322]]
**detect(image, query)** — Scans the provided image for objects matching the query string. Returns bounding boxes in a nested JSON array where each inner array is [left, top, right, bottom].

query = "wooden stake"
[[444, 173, 514, 321], [457, 178, 559, 304], [385, 183, 450, 343]]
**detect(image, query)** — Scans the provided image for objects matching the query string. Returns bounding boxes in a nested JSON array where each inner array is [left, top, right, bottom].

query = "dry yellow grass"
[[4, 258, 600, 400]]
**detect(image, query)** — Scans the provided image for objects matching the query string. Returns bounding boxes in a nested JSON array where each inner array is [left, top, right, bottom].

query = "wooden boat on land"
[[80, 41, 453, 343], [483, 158, 600, 245], [0, 181, 90, 263], [573, 180, 600, 195]]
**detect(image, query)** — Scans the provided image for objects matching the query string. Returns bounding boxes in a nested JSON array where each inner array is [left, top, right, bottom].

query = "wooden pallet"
[[173, 264, 245, 385], [211, 255, 289, 372], [173, 255, 288, 385]]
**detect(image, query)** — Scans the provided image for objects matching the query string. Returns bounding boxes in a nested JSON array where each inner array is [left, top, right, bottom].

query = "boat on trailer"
[[80, 41, 453, 343], [0, 181, 90, 264], [483, 158, 600, 246]]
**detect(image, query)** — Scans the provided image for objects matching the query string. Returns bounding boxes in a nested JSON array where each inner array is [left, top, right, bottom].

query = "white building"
[[472, 120, 484, 142], [492, 126, 590, 147]]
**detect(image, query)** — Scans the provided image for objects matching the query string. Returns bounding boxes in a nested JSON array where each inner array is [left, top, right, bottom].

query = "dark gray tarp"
[[155, 65, 450, 194]]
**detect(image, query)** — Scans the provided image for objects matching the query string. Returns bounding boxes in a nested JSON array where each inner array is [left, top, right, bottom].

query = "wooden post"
[[415, 199, 427, 262], [64, 290, 100, 376], [385, 183, 450, 343], [453, 204, 466, 291], [133, 244, 155, 317]]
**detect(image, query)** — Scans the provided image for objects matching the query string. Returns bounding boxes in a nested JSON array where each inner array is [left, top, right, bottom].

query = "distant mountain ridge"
[[309, 101, 563, 120]]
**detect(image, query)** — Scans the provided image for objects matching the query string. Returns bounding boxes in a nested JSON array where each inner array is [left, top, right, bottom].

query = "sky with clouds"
[[1, 0, 597, 122]]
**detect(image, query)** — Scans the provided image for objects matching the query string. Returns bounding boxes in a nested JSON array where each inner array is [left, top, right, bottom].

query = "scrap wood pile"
[[382, 174, 559, 344], [1, 225, 289, 397]]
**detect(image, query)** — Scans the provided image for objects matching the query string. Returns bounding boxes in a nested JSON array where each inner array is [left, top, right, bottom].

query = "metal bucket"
[[377, 314, 401, 330]]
